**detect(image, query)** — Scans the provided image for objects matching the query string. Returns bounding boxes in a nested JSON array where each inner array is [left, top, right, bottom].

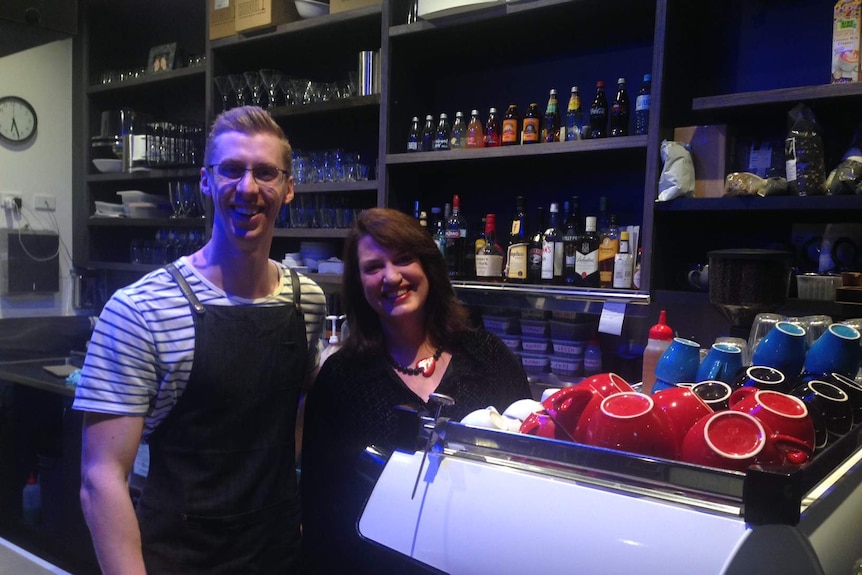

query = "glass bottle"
[[485, 107, 501, 147], [434, 113, 451, 151], [598, 213, 620, 288], [609, 77, 630, 137], [522, 103, 540, 144], [445, 194, 468, 279], [431, 206, 446, 255], [564, 86, 583, 141], [407, 116, 420, 152], [421, 114, 435, 151], [466, 109, 485, 149], [589, 81, 608, 138], [634, 73, 651, 136], [450, 111, 467, 149], [475, 214, 504, 281], [598, 195, 610, 234], [527, 206, 545, 283], [541, 202, 563, 284], [501, 104, 520, 146], [632, 246, 643, 289], [575, 215, 600, 287], [562, 196, 582, 285], [505, 195, 528, 283], [542, 89, 560, 143], [613, 230, 634, 289]]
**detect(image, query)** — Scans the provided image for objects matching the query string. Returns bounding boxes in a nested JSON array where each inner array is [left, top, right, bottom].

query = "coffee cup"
[[575, 391, 677, 459], [688, 264, 709, 291], [573, 372, 634, 397], [728, 387, 816, 452], [680, 411, 811, 471], [789, 378, 853, 448], [750, 321, 807, 377], [803, 323, 862, 379], [654, 337, 701, 391], [817, 371, 862, 420], [692, 380, 733, 411], [696, 342, 743, 384], [652, 385, 714, 450], [519, 411, 560, 439], [733, 365, 790, 393], [542, 386, 603, 440]]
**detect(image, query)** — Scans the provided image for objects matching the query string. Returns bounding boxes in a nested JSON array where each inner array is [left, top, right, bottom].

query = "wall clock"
[[0, 96, 38, 144]]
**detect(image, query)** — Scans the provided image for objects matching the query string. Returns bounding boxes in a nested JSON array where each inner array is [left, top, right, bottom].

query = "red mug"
[[651, 385, 714, 450], [519, 411, 559, 440], [728, 387, 816, 453], [573, 372, 634, 397], [542, 386, 601, 440]]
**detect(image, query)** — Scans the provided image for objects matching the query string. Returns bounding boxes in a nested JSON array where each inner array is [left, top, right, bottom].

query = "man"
[[74, 106, 326, 574]]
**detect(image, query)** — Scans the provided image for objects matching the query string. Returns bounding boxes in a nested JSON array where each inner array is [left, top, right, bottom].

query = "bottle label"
[[407, 141, 418, 151], [613, 253, 633, 289], [506, 243, 528, 279], [434, 137, 449, 151], [598, 237, 619, 286], [502, 119, 518, 144], [553, 241, 564, 277], [541, 240, 555, 279], [576, 247, 599, 276], [636, 94, 650, 112], [522, 118, 539, 143], [476, 254, 503, 278]]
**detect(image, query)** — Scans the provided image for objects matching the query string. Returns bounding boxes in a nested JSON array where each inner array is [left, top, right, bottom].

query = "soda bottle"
[[485, 107, 501, 147], [527, 206, 545, 283], [434, 113, 451, 150], [634, 73, 651, 136], [505, 195, 528, 283], [564, 86, 583, 141], [562, 196, 582, 285], [407, 116, 420, 152], [589, 81, 608, 138], [445, 195, 468, 279], [501, 104, 520, 146], [466, 109, 485, 149], [541, 202, 563, 284], [522, 103, 540, 144], [421, 114, 435, 151], [542, 89, 560, 143], [450, 111, 467, 149], [609, 77, 629, 137], [475, 214, 504, 281], [575, 215, 600, 287]]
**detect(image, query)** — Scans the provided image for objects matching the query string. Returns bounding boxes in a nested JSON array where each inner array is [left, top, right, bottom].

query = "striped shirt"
[[72, 257, 327, 438]]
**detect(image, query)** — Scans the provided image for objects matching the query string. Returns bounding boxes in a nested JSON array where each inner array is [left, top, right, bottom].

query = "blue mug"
[[696, 342, 743, 384], [803, 323, 862, 379], [751, 321, 807, 377], [653, 337, 701, 392]]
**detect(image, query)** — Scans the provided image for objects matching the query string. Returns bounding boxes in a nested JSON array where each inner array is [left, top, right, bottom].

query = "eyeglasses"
[[208, 162, 288, 185]]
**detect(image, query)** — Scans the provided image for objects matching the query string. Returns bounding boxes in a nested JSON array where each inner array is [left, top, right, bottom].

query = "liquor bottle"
[[421, 114, 435, 151], [527, 206, 545, 283], [564, 86, 583, 141], [613, 230, 633, 289], [575, 215, 600, 287], [505, 195, 528, 283], [597, 195, 609, 234], [522, 103, 540, 144], [542, 89, 560, 143], [562, 196, 582, 285], [632, 246, 643, 289], [541, 202, 563, 284], [589, 81, 608, 138], [475, 214, 504, 281], [434, 113, 451, 151], [407, 116, 420, 152], [419, 210, 428, 231], [609, 77, 629, 137], [432, 206, 446, 255], [485, 107, 501, 147], [450, 111, 467, 149], [634, 73, 651, 136], [598, 213, 620, 288], [466, 109, 485, 149], [501, 104, 520, 146], [474, 215, 487, 255], [445, 195, 468, 279]]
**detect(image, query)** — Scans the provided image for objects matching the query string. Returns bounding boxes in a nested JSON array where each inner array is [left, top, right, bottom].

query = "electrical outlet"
[[1, 193, 21, 210], [34, 194, 56, 211]]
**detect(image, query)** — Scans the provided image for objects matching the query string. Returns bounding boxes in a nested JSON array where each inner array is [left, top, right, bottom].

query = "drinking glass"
[[168, 181, 186, 218], [228, 74, 248, 107], [748, 313, 783, 360], [259, 69, 282, 108], [804, 315, 833, 349], [279, 75, 294, 106], [214, 76, 232, 111], [244, 71, 264, 106]]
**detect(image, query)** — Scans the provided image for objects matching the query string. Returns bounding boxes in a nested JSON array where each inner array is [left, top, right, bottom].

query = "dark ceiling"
[[0, 1, 78, 59]]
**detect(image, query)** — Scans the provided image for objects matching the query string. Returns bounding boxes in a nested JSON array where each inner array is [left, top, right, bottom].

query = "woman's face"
[[357, 234, 429, 325]]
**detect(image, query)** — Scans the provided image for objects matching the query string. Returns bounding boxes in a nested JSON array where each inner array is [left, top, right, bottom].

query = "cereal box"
[[832, 0, 862, 83]]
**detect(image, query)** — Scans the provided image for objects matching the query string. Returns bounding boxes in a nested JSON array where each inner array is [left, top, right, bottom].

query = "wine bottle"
[[505, 195, 528, 283], [527, 206, 545, 283], [541, 202, 563, 284], [475, 214, 504, 281]]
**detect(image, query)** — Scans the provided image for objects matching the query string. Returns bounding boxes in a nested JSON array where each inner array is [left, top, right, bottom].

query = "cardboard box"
[[235, 0, 300, 33], [673, 125, 730, 198], [209, 0, 236, 41], [329, 0, 382, 14], [832, 0, 862, 83]]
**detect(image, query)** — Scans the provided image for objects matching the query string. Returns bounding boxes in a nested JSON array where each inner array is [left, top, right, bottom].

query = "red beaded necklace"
[[389, 347, 444, 377]]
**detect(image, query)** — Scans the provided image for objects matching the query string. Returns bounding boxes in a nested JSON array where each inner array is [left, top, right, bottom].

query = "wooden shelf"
[[87, 66, 205, 95], [272, 228, 351, 239], [654, 195, 862, 213], [295, 180, 378, 194], [692, 82, 862, 112], [267, 94, 380, 118], [86, 168, 200, 183], [88, 216, 205, 227], [452, 280, 650, 305]]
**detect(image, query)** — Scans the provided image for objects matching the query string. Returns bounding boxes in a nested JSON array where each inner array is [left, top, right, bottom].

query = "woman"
[[301, 208, 530, 574]]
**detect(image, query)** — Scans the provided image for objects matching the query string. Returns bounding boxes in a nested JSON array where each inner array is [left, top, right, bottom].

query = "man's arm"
[[80, 412, 147, 575]]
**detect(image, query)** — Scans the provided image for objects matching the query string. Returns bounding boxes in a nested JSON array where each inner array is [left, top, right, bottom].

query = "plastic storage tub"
[[520, 336, 551, 354], [519, 352, 550, 374], [549, 320, 594, 340], [551, 339, 587, 358], [520, 319, 550, 337], [483, 314, 520, 334], [550, 355, 583, 378]]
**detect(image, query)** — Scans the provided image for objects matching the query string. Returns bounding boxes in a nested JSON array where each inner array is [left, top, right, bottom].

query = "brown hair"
[[203, 105, 292, 173], [340, 207, 472, 356]]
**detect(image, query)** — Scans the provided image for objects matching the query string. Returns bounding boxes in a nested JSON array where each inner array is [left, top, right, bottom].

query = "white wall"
[[0, 39, 76, 318]]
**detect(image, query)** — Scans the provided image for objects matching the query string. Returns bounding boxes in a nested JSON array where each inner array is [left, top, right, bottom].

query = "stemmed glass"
[[168, 181, 186, 219], [279, 75, 294, 106], [214, 76, 232, 111], [259, 69, 282, 108], [228, 74, 248, 107], [244, 71, 264, 107]]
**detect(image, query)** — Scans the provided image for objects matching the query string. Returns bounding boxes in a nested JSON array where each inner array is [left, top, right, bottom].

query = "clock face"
[[0, 96, 38, 144]]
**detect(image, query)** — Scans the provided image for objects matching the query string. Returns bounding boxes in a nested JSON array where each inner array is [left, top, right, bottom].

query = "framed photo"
[[148, 43, 177, 74]]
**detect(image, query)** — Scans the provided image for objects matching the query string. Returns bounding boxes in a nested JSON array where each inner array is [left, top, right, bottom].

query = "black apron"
[[137, 264, 307, 574]]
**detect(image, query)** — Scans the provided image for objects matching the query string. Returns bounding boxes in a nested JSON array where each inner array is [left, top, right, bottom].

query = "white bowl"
[[93, 159, 123, 173], [295, 0, 328, 18]]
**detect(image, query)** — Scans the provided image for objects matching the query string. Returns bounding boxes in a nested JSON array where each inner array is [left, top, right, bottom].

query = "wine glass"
[[228, 74, 248, 107], [244, 71, 264, 107], [278, 75, 294, 106], [259, 69, 282, 108], [168, 181, 186, 218], [214, 76, 232, 111]]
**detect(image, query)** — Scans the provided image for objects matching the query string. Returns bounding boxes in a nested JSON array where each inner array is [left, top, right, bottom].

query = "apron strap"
[[166, 263, 206, 315], [289, 267, 302, 314]]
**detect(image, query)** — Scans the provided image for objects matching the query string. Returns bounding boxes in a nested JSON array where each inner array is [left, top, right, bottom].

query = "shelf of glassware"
[[87, 66, 206, 96], [86, 168, 202, 183]]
